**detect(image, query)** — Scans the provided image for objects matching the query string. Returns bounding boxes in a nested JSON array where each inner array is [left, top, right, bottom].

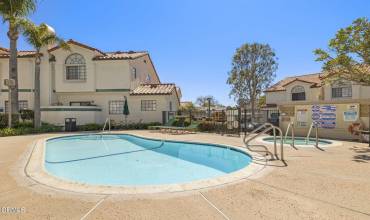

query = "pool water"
[[45, 134, 251, 186], [263, 137, 332, 146]]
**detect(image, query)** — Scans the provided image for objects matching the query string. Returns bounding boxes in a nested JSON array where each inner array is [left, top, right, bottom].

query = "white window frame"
[[4, 100, 28, 113], [141, 100, 157, 111], [65, 53, 87, 81], [291, 86, 306, 101], [109, 100, 124, 115], [331, 81, 352, 99]]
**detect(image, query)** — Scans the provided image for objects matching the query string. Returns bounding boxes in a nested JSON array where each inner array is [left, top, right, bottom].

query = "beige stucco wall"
[[129, 55, 160, 89], [51, 45, 98, 93], [41, 106, 102, 126], [0, 43, 180, 126], [279, 103, 369, 140], [0, 58, 35, 111], [54, 91, 179, 125]]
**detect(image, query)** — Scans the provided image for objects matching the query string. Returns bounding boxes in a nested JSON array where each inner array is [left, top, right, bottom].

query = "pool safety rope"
[[45, 142, 165, 164]]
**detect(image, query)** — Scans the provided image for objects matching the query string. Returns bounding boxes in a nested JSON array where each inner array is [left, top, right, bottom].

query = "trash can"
[[65, 118, 77, 132]]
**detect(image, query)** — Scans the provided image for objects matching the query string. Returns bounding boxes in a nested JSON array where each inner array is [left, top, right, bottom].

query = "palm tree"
[[21, 22, 68, 128], [0, 0, 37, 115]]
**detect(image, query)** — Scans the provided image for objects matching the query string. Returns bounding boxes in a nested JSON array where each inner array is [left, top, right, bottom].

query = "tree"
[[0, 0, 37, 115], [227, 43, 278, 118], [196, 95, 219, 107], [179, 102, 196, 112], [314, 17, 370, 84], [21, 22, 68, 128]]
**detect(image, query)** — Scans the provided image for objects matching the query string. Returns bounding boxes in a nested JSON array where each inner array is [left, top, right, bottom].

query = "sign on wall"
[[311, 105, 337, 129], [343, 104, 359, 122], [296, 109, 308, 127]]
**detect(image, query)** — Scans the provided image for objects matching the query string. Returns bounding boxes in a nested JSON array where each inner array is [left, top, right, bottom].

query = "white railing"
[[102, 118, 111, 133], [243, 123, 285, 161], [306, 122, 320, 149]]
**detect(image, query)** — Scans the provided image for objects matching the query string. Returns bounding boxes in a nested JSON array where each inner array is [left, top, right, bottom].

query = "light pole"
[[207, 97, 211, 118], [4, 79, 15, 128]]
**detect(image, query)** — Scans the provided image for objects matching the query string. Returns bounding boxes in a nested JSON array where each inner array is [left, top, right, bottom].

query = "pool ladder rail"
[[243, 123, 289, 162], [284, 122, 298, 149], [306, 122, 323, 150], [102, 118, 111, 133]]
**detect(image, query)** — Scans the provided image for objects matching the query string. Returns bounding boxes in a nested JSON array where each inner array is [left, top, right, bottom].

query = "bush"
[[0, 113, 20, 129], [19, 109, 34, 122], [14, 121, 33, 128], [77, 123, 103, 131], [0, 128, 16, 136], [198, 121, 226, 132], [0, 122, 62, 137], [113, 122, 161, 130], [171, 119, 190, 127]]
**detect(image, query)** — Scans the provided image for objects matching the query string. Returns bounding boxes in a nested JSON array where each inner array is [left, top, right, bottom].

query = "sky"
[[0, 0, 369, 106]]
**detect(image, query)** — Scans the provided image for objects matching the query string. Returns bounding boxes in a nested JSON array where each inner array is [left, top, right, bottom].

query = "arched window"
[[65, 53, 86, 80], [332, 81, 352, 98], [291, 86, 305, 101]]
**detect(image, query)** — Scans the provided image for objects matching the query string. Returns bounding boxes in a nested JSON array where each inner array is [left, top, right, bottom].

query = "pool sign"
[[311, 105, 337, 129], [343, 104, 359, 122]]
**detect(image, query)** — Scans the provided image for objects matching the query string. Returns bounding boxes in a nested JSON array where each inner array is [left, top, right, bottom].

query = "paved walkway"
[[0, 131, 369, 219]]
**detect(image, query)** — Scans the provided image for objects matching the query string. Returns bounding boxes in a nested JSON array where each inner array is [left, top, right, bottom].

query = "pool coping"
[[25, 133, 267, 195], [255, 135, 343, 148]]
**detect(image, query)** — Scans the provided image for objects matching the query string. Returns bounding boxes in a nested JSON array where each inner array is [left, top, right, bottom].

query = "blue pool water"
[[263, 136, 332, 146], [45, 134, 251, 186]]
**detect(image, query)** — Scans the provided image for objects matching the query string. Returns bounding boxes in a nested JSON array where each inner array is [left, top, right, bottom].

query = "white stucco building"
[[265, 73, 370, 140], [0, 40, 181, 126]]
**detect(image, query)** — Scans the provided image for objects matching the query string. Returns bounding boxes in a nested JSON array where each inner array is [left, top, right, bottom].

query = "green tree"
[[196, 95, 219, 107], [314, 17, 370, 84], [0, 0, 37, 114], [179, 102, 196, 112], [21, 22, 68, 128], [227, 43, 277, 118]]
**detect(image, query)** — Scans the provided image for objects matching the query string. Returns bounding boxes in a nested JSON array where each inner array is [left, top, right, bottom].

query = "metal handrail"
[[306, 122, 319, 149], [243, 123, 275, 143], [284, 121, 295, 149], [243, 124, 286, 161], [245, 126, 275, 160], [102, 118, 111, 133]]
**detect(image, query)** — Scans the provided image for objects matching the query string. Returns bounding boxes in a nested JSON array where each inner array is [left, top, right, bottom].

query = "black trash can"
[[65, 118, 77, 132]]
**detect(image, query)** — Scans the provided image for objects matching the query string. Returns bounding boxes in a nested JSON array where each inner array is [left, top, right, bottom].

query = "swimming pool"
[[44, 134, 252, 186], [262, 136, 332, 146]]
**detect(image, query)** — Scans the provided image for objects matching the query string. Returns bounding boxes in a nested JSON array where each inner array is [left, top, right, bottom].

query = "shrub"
[[0, 122, 63, 137], [19, 109, 34, 122], [171, 119, 190, 127], [0, 113, 20, 129], [0, 128, 16, 136], [77, 123, 103, 131], [198, 121, 226, 132], [113, 122, 161, 130]]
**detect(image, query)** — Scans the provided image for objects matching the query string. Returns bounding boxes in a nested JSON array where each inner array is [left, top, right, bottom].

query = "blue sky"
[[0, 0, 369, 106]]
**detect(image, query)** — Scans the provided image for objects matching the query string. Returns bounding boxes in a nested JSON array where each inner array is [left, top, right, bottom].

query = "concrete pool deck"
[[0, 130, 370, 219]]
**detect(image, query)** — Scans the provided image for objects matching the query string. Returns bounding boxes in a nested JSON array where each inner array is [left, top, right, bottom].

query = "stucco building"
[[0, 40, 180, 126], [265, 73, 370, 140]]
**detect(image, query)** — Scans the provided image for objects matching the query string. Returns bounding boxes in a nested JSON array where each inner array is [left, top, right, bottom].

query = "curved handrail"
[[244, 126, 275, 160], [243, 123, 275, 143]]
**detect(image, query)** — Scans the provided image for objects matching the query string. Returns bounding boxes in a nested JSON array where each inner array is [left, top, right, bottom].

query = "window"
[[109, 101, 124, 114], [332, 82, 352, 98], [65, 53, 86, 80], [4, 100, 28, 112], [131, 67, 137, 80], [70, 101, 92, 106], [169, 101, 172, 111], [291, 86, 306, 101], [141, 100, 156, 111]]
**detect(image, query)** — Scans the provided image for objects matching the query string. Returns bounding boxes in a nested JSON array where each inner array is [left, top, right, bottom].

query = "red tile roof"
[[265, 73, 322, 92], [93, 51, 148, 60], [0, 50, 37, 58], [130, 83, 176, 95], [48, 39, 106, 55]]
